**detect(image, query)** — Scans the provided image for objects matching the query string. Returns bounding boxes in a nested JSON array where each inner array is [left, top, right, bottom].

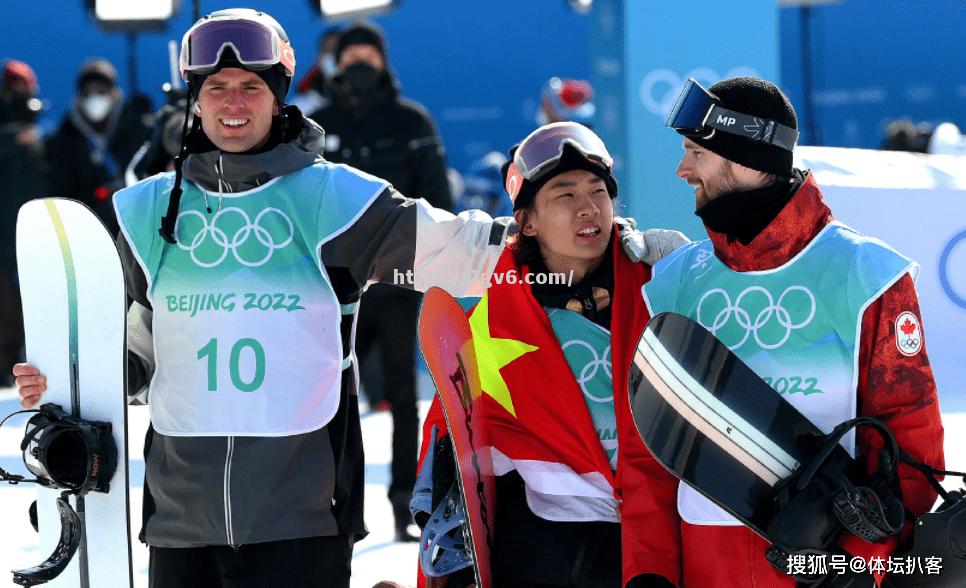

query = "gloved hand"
[[616, 216, 690, 266]]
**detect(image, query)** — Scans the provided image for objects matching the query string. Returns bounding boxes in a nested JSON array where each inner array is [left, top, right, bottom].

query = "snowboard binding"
[[766, 417, 905, 583], [413, 426, 475, 578], [0, 403, 118, 586]]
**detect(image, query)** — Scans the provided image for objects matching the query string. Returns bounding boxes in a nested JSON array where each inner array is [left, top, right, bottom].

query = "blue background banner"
[[598, 0, 778, 239]]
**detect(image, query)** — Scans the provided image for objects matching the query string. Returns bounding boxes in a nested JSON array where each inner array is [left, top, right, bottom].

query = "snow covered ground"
[[0, 384, 429, 588], [1, 383, 963, 588]]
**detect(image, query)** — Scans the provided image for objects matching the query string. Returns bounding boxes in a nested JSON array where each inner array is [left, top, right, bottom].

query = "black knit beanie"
[[336, 21, 388, 62], [688, 77, 797, 177], [501, 143, 618, 211]]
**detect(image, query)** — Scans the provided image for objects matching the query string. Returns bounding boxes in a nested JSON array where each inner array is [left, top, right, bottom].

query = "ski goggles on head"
[[180, 16, 295, 79], [505, 121, 612, 200], [666, 78, 799, 152]]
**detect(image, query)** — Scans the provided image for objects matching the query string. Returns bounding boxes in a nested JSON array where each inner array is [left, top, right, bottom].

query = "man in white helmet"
[[13, 8, 687, 587]]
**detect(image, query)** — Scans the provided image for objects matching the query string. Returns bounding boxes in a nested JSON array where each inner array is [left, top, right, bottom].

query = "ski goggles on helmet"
[[180, 15, 295, 79], [504, 121, 613, 200], [666, 78, 799, 152]]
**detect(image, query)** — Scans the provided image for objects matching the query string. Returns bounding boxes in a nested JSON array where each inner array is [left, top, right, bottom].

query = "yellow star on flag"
[[468, 294, 539, 418]]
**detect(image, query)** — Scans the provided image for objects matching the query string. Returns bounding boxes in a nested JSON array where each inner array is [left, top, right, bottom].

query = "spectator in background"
[[310, 20, 453, 543], [125, 83, 189, 185], [881, 118, 932, 153], [455, 151, 512, 218], [0, 59, 49, 385], [45, 58, 153, 234], [538, 77, 596, 128], [291, 27, 341, 116]]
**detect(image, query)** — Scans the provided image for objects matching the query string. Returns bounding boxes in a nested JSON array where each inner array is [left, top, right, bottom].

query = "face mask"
[[341, 63, 382, 93], [80, 93, 114, 123], [319, 54, 338, 78]]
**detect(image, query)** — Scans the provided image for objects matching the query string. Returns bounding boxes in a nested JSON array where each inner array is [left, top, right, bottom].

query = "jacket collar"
[[706, 171, 834, 272]]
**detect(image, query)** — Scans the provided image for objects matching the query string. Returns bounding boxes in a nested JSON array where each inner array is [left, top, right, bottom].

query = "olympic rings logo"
[[561, 339, 612, 403], [899, 337, 921, 350], [639, 66, 761, 118], [174, 207, 295, 268], [939, 228, 966, 310], [696, 285, 817, 351]]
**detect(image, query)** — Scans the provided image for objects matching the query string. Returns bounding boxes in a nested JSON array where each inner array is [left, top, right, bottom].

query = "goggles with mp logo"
[[666, 78, 799, 152]]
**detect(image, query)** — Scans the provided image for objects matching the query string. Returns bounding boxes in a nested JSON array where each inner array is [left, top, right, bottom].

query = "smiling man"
[[16, 8, 511, 588], [642, 76, 945, 587], [195, 68, 279, 152]]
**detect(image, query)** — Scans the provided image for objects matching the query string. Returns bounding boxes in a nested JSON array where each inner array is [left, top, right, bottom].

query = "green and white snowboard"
[[15, 198, 132, 587]]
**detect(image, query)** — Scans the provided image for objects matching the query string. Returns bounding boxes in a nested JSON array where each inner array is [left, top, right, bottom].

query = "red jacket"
[[675, 174, 945, 588], [417, 229, 683, 587]]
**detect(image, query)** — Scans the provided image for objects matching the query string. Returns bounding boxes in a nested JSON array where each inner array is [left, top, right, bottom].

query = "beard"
[[693, 161, 741, 207]]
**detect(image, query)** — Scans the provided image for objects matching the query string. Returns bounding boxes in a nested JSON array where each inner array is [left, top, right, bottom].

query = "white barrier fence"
[[796, 146, 966, 411]]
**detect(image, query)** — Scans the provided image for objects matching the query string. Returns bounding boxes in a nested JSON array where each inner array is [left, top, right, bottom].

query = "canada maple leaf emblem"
[[900, 318, 917, 335]]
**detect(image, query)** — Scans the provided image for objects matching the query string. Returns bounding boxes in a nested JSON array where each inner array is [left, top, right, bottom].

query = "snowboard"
[[417, 287, 495, 588], [627, 311, 856, 539], [15, 198, 132, 587]]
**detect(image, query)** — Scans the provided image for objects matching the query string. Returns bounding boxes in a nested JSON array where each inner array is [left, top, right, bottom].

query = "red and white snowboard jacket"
[[673, 174, 945, 588]]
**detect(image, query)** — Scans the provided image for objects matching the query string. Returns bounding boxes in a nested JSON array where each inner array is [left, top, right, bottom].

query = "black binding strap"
[[12, 492, 81, 587], [0, 410, 48, 488], [898, 450, 965, 501]]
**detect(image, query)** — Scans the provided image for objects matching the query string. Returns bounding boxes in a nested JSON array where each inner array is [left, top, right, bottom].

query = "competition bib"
[[115, 164, 388, 435]]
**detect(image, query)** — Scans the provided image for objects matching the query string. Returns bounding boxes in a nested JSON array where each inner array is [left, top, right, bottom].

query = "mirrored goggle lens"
[[666, 79, 717, 133], [185, 19, 277, 71], [515, 123, 612, 180]]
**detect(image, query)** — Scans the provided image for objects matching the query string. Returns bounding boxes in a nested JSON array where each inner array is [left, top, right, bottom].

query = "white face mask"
[[319, 54, 338, 78], [81, 93, 114, 123]]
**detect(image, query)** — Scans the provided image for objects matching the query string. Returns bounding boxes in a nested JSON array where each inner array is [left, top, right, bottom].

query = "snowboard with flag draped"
[[417, 287, 495, 588]]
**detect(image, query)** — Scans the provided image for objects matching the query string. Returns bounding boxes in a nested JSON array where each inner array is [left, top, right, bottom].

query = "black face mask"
[[340, 63, 383, 93], [1, 93, 40, 124]]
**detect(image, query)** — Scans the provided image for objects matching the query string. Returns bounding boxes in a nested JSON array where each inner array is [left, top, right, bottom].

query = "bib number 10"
[[197, 338, 266, 392]]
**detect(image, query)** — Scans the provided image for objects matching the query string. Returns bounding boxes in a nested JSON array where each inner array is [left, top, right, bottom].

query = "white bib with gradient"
[[642, 222, 916, 525]]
